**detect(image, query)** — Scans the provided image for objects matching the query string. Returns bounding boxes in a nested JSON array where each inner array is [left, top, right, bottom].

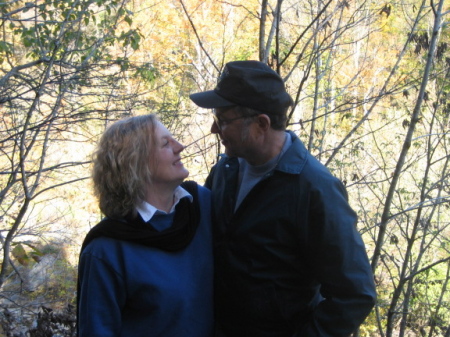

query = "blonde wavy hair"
[[92, 114, 158, 219]]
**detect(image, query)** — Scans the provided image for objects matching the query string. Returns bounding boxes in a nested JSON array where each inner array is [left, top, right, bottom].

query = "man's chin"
[[224, 148, 237, 157]]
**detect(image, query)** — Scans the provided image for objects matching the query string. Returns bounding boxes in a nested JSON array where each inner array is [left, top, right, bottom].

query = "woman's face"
[[150, 121, 189, 187]]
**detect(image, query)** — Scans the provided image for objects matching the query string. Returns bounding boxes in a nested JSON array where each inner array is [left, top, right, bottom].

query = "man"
[[190, 60, 376, 337]]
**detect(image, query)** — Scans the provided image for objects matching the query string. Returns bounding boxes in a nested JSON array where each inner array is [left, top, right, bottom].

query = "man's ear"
[[256, 114, 271, 131]]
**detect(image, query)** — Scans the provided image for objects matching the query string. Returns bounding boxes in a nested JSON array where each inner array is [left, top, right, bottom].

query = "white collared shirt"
[[136, 186, 193, 222]]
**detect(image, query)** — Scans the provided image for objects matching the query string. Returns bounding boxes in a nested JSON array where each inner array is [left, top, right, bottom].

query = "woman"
[[77, 114, 213, 337]]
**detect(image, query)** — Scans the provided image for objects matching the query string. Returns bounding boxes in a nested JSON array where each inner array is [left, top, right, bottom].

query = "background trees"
[[0, 0, 141, 317], [0, 0, 449, 335]]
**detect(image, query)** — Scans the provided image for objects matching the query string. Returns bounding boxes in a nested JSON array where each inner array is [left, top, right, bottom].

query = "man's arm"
[[299, 177, 377, 336]]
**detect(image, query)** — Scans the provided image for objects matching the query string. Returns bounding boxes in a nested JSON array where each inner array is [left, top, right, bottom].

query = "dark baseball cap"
[[189, 60, 293, 114]]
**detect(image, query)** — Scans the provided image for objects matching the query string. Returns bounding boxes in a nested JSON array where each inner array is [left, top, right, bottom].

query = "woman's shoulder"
[[82, 236, 123, 255], [197, 184, 210, 195], [196, 185, 211, 208], [181, 180, 211, 198]]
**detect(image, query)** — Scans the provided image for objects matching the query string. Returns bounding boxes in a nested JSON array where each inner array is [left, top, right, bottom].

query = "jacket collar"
[[274, 131, 308, 175]]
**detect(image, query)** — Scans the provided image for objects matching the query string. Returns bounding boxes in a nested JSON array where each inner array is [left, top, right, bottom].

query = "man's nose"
[[211, 121, 220, 134]]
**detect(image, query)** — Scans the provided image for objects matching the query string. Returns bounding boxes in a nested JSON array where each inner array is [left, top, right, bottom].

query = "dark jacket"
[[205, 131, 376, 337]]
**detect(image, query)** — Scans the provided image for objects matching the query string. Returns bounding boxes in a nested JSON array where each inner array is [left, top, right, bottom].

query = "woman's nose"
[[174, 140, 184, 153]]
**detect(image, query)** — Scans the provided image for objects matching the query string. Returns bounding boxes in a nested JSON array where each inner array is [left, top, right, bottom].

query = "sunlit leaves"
[[1, 0, 142, 62]]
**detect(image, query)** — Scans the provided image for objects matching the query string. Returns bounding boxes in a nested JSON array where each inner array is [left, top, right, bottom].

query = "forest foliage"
[[0, 0, 449, 336]]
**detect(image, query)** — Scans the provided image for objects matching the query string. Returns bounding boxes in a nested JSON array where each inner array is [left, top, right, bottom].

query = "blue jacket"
[[205, 131, 376, 337], [78, 185, 214, 337]]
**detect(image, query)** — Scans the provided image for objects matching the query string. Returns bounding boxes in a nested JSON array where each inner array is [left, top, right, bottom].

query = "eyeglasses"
[[212, 108, 259, 129], [212, 114, 249, 129]]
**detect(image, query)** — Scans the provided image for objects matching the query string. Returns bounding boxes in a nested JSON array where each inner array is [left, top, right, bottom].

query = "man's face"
[[210, 107, 255, 158]]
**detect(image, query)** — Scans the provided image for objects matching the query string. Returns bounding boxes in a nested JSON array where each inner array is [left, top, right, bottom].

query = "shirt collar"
[[136, 185, 193, 222]]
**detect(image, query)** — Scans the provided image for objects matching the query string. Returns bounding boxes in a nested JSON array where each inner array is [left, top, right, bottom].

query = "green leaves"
[[0, 41, 13, 63], [4, 0, 140, 62], [135, 63, 158, 83], [11, 242, 44, 266], [119, 29, 142, 51]]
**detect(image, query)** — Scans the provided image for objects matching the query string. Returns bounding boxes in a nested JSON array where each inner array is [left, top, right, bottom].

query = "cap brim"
[[190, 90, 235, 109]]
